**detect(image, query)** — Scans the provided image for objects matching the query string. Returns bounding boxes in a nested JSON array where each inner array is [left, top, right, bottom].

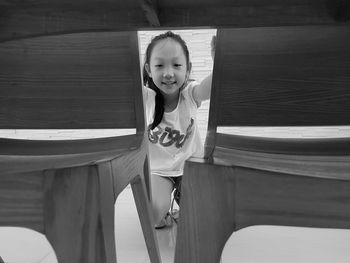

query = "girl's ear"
[[145, 63, 152, 77]]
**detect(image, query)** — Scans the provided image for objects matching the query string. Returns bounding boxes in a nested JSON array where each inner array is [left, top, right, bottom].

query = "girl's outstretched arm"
[[192, 73, 212, 105], [192, 35, 215, 106]]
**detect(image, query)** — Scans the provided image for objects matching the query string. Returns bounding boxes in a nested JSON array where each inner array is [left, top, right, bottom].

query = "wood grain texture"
[[44, 166, 115, 263], [210, 25, 350, 128], [0, 171, 44, 232], [1, 0, 349, 41], [213, 145, 350, 180], [97, 162, 118, 263], [175, 161, 235, 263], [175, 160, 350, 263], [131, 175, 161, 263], [0, 138, 159, 263], [210, 133, 350, 180], [234, 167, 350, 230], [110, 136, 150, 199], [215, 133, 350, 155], [139, 0, 160, 26], [0, 31, 141, 129], [0, 135, 140, 156], [108, 136, 160, 262], [0, 135, 141, 174]]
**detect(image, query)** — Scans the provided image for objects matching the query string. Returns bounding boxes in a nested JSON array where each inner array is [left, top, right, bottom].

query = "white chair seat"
[[221, 225, 350, 263]]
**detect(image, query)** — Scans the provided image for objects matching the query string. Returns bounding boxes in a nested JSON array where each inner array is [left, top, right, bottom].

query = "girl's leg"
[[173, 176, 182, 206], [150, 175, 173, 226]]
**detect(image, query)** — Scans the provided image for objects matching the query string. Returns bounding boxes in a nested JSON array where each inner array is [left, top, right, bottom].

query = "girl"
[[143, 31, 212, 228]]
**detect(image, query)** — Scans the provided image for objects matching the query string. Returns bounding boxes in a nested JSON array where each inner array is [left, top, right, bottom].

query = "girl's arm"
[[192, 73, 212, 105], [192, 35, 215, 106]]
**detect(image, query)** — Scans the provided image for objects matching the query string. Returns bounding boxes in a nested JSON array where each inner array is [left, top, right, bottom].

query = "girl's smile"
[[162, 81, 177, 88]]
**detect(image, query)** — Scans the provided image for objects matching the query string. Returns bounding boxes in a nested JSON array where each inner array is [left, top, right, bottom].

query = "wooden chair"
[[0, 31, 161, 263], [174, 25, 350, 263]]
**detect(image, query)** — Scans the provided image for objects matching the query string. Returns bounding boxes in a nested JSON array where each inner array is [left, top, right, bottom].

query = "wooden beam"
[[139, 0, 160, 26], [1, 1, 349, 42]]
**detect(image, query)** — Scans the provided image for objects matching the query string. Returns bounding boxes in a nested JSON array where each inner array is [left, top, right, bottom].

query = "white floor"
[[0, 186, 177, 263], [222, 225, 350, 263]]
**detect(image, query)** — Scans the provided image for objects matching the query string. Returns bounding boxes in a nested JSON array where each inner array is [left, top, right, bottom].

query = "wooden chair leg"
[[131, 175, 161, 263], [98, 162, 118, 263], [44, 165, 117, 263], [175, 161, 236, 263]]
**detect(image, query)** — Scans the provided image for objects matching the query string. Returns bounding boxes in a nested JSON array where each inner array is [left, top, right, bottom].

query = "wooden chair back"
[[0, 31, 143, 130], [207, 25, 350, 155]]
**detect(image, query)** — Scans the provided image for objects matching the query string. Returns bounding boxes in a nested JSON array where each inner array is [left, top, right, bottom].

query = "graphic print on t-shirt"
[[148, 118, 194, 148]]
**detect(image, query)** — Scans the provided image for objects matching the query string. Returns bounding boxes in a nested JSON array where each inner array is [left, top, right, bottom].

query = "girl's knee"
[[152, 198, 169, 219]]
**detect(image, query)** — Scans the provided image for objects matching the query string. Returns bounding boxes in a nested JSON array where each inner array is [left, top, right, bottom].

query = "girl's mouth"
[[162, 81, 176, 85]]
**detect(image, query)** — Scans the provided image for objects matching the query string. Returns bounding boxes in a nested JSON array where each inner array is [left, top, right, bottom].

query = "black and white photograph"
[[1, 1, 350, 262]]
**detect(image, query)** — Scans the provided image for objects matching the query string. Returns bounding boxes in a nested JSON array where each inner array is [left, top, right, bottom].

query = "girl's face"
[[146, 38, 191, 98]]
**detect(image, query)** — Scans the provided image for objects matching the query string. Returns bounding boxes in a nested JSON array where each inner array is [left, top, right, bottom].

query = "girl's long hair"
[[143, 31, 191, 130]]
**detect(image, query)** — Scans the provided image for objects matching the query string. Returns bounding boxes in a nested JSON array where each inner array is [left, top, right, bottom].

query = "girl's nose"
[[163, 67, 174, 78]]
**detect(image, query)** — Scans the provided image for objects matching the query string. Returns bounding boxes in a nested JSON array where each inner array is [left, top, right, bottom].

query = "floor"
[[222, 226, 350, 263]]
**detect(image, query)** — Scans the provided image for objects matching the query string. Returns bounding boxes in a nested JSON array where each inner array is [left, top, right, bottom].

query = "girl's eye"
[[174, 64, 182, 67], [155, 65, 163, 68]]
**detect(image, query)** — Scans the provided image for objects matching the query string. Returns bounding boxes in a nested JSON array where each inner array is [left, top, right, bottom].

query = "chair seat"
[[221, 225, 350, 263]]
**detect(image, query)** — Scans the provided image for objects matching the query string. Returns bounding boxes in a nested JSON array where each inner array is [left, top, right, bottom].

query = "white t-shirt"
[[144, 81, 204, 177]]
